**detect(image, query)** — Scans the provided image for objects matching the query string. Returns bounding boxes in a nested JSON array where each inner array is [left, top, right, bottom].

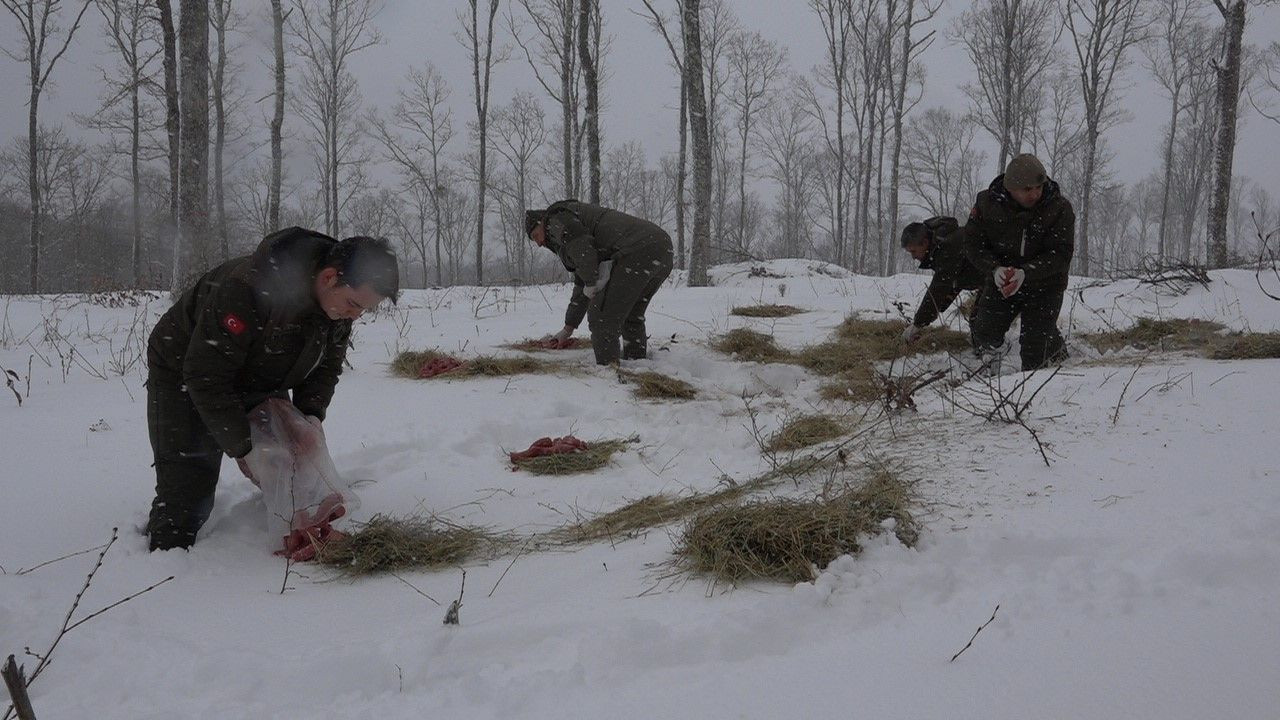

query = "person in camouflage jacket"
[[145, 228, 399, 551], [525, 200, 674, 365], [900, 215, 986, 343]]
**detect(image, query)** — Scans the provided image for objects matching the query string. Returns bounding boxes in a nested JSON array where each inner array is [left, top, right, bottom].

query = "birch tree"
[[683, 0, 711, 286]]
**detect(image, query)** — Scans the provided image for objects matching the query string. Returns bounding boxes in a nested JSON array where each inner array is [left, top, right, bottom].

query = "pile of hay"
[[764, 414, 847, 452], [550, 492, 729, 544], [794, 341, 876, 377], [315, 514, 499, 577], [622, 369, 698, 400], [511, 438, 634, 475], [710, 328, 793, 363], [730, 304, 807, 318], [674, 470, 917, 584], [1082, 318, 1226, 354], [818, 364, 884, 403], [504, 337, 593, 352], [1205, 332, 1280, 360], [391, 349, 562, 379], [832, 316, 970, 361]]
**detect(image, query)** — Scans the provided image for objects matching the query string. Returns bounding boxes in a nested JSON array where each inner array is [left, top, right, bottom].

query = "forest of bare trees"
[[0, 0, 1277, 293]]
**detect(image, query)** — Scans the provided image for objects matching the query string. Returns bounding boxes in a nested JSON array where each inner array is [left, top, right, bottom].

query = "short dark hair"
[[325, 236, 400, 303], [900, 222, 931, 248]]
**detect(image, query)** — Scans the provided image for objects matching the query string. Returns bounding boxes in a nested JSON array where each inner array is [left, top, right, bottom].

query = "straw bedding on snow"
[[621, 369, 698, 400], [316, 514, 502, 577], [391, 349, 563, 378], [1081, 318, 1227, 354], [764, 414, 848, 452], [674, 469, 917, 584], [511, 438, 634, 475], [730, 304, 808, 318]]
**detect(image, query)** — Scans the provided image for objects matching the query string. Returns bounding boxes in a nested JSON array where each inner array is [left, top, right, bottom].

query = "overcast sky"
[[2, 0, 1278, 204]]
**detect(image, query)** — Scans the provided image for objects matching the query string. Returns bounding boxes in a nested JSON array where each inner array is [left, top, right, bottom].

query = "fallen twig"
[[950, 604, 1000, 663]]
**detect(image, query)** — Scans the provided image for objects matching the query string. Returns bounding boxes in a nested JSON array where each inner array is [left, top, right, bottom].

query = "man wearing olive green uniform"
[[526, 200, 675, 365], [145, 228, 399, 551], [963, 153, 1075, 371]]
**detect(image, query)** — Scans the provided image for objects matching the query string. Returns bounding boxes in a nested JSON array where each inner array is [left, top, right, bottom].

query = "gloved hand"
[[996, 267, 1026, 298], [901, 324, 922, 343], [543, 326, 574, 345]]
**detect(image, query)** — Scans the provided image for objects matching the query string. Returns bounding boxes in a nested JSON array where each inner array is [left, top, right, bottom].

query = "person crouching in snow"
[[899, 216, 985, 344], [144, 228, 399, 551], [526, 200, 675, 365]]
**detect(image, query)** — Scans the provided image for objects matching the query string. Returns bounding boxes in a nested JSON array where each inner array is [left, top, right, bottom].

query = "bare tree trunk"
[[1206, 0, 1245, 268], [157, 0, 179, 222], [466, 0, 500, 284], [577, 0, 601, 203], [1158, 92, 1179, 257], [684, 0, 712, 287], [560, 2, 574, 197], [269, 0, 285, 232], [178, 0, 210, 283], [211, 0, 229, 259], [676, 71, 688, 269]]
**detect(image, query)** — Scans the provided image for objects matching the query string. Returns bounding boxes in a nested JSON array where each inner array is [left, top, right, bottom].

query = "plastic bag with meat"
[[242, 398, 358, 558]]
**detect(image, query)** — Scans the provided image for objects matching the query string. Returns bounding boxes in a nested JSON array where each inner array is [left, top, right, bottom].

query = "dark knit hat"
[[524, 209, 546, 237], [1003, 153, 1048, 190]]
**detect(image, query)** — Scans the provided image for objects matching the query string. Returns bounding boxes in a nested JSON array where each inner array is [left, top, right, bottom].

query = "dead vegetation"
[[730, 304, 807, 318], [709, 328, 793, 363], [1205, 332, 1280, 360], [315, 515, 503, 577], [620, 369, 698, 400], [673, 468, 917, 584], [1082, 318, 1227, 354], [510, 438, 635, 475], [390, 349, 564, 379], [503, 337, 593, 352], [764, 414, 848, 452]]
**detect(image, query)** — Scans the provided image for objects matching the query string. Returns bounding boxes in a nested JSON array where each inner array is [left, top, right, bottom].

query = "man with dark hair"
[[963, 153, 1075, 371], [525, 200, 674, 365], [900, 216, 985, 343], [145, 227, 399, 551]]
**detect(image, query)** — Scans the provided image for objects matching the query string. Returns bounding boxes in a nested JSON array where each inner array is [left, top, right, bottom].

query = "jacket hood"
[[248, 227, 337, 319], [988, 174, 1061, 208]]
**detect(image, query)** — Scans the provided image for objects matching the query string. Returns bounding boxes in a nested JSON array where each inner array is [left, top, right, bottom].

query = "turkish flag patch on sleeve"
[[221, 313, 247, 335]]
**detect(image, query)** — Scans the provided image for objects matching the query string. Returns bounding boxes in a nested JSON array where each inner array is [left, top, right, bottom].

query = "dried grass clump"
[[504, 338, 593, 352], [764, 414, 847, 452], [622, 369, 698, 400], [674, 470, 917, 584], [833, 316, 970, 360], [511, 438, 633, 475], [794, 341, 875, 376], [316, 514, 500, 577], [390, 349, 562, 379], [1082, 318, 1227, 354], [818, 364, 883, 403], [731, 304, 807, 318], [551, 492, 731, 544], [710, 328, 793, 363], [1205, 332, 1280, 360]]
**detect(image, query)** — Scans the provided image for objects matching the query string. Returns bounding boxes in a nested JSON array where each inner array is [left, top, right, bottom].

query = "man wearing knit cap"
[[525, 200, 674, 365], [962, 153, 1075, 371]]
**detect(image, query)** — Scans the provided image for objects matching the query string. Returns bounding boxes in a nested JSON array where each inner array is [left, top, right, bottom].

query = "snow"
[[2, 262, 1279, 718]]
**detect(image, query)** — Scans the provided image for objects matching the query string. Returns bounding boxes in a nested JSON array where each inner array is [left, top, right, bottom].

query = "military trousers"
[[970, 280, 1068, 371], [587, 239, 675, 365]]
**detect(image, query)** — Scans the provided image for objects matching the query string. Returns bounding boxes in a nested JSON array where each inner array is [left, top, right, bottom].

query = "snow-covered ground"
[[2, 261, 1279, 719]]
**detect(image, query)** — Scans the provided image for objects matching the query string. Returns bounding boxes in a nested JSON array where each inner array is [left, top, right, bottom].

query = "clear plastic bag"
[[243, 398, 358, 549]]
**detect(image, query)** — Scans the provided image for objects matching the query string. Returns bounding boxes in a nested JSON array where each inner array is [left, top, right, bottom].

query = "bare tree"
[[268, 0, 286, 232], [509, 0, 578, 197], [1063, 0, 1148, 276], [1251, 41, 1280, 124], [210, 0, 247, 258], [1144, 0, 1210, 257], [805, 0, 854, 266], [902, 107, 987, 218], [458, 0, 503, 284], [84, 0, 163, 286], [725, 29, 786, 260], [367, 64, 455, 287], [577, 0, 601, 202], [683, 0, 711, 286], [155, 0, 179, 230], [290, 0, 381, 238], [0, 0, 93, 292], [756, 95, 817, 258], [884, 0, 940, 275], [490, 91, 549, 279], [951, 0, 1061, 170], [1205, 0, 1275, 267], [177, 0, 211, 286], [637, 0, 687, 269]]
